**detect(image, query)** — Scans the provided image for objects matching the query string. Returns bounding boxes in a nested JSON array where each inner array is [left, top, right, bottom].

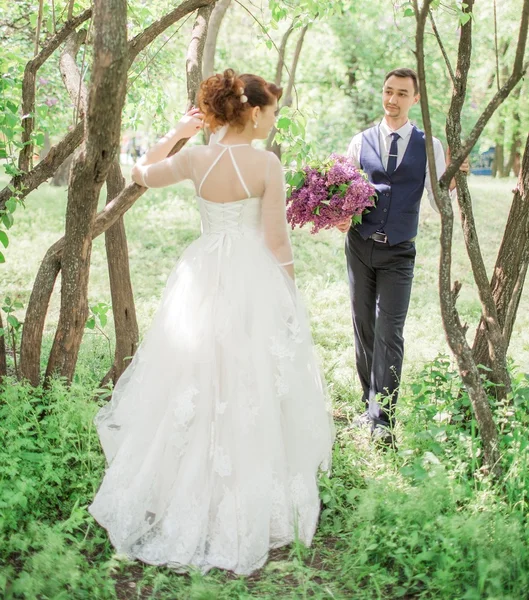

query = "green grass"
[[1, 172, 529, 599]]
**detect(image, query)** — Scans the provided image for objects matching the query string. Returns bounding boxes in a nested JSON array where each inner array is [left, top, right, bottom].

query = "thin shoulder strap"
[[198, 147, 228, 196], [227, 147, 252, 198]]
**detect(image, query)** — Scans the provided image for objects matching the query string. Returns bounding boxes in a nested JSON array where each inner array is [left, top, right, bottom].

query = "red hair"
[[198, 68, 282, 131]]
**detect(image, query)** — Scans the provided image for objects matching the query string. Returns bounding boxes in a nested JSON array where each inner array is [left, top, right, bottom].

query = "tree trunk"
[[19, 0, 216, 386], [51, 153, 74, 186], [455, 173, 511, 397], [0, 1, 214, 213], [473, 132, 529, 371], [186, 3, 215, 105], [414, 0, 501, 476], [505, 87, 522, 177], [17, 8, 93, 175], [202, 0, 231, 79], [506, 136, 521, 177], [45, 0, 128, 383], [0, 311, 6, 379], [100, 160, 139, 387], [20, 244, 62, 385], [493, 142, 505, 177]]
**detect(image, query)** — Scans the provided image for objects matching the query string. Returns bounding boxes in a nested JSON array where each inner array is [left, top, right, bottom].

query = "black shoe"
[[372, 425, 397, 451], [351, 410, 371, 429]]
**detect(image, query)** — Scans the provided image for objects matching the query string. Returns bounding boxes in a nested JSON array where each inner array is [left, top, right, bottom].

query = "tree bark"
[[186, 3, 215, 105], [473, 132, 529, 370], [18, 8, 93, 175], [202, 0, 231, 79], [414, 0, 501, 476], [505, 85, 522, 177], [440, 0, 529, 184], [59, 28, 89, 120], [0, 312, 6, 379], [0, 122, 84, 210], [506, 135, 521, 178], [493, 143, 504, 178], [20, 1, 214, 385], [19, 244, 62, 385], [60, 23, 138, 388], [100, 161, 139, 387], [45, 0, 129, 383], [273, 23, 294, 87], [0, 0, 215, 211]]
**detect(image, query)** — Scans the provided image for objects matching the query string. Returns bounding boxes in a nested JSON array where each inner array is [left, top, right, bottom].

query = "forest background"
[[1, 0, 529, 598]]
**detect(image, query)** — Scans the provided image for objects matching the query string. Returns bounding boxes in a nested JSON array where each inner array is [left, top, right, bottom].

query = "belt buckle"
[[373, 232, 388, 244]]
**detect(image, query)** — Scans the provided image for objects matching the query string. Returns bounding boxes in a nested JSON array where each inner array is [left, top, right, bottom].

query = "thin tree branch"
[[51, 0, 56, 33], [59, 28, 88, 120], [127, 15, 193, 92], [274, 22, 295, 86], [2, 2, 210, 209], [232, 0, 298, 105], [127, 0, 216, 67], [0, 123, 83, 212], [202, 0, 231, 79], [17, 8, 93, 174], [494, 0, 500, 92], [442, 0, 529, 183], [35, 0, 44, 56], [429, 9, 455, 87], [282, 24, 308, 107], [74, 15, 92, 124]]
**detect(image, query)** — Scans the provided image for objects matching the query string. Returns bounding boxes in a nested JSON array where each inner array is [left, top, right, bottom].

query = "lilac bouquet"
[[286, 154, 376, 233]]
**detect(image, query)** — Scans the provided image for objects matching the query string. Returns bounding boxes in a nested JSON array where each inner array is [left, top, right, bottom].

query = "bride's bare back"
[[134, 141, 293, 267]]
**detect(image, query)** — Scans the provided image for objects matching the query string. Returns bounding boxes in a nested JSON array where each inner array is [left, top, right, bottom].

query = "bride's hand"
[[178, 107, 205, 138]]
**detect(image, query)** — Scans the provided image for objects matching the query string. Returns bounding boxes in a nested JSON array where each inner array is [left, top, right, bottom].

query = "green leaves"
[[400, 2, 414, 17], [85, 302, 111, 331]]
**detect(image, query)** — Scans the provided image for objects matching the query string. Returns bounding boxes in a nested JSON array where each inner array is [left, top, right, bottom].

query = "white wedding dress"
[[88, 139, 334, 575]]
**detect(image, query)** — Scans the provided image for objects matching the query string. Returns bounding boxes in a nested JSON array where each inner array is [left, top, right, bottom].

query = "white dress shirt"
[[347, 119, 447, 212]]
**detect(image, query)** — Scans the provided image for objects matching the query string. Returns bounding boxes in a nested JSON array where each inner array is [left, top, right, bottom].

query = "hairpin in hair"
[[239, 87, 248, 103]]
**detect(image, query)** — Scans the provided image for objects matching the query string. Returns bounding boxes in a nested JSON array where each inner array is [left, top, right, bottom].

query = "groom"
[[337, 67, 468, 447]]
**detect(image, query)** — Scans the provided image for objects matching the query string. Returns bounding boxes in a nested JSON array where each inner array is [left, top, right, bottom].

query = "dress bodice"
[[196, 143, 262, 237], [198, 197, 262, 236]]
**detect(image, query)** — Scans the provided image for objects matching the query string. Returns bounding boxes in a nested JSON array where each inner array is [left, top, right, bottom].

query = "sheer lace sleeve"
[[132, 147, 193, 189], [261, 153, 294, 270]]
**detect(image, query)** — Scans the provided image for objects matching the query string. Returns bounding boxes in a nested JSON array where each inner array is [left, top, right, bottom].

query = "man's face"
[[382, 75, 419, 120]]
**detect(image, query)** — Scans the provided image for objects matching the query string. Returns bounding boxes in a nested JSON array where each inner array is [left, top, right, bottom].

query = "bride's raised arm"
[[261, 152, 294, 280], [131, 108, 203, 189]]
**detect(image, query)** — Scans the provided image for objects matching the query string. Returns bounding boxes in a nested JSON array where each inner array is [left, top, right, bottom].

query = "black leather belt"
[[368, 232, 388, 243]]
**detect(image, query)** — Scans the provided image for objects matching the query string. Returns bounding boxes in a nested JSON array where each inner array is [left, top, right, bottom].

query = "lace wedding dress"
[[88, 140, 335, 575]]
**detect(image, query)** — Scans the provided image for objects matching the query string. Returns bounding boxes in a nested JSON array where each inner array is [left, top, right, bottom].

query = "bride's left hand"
[[178, 107, 205, 138]]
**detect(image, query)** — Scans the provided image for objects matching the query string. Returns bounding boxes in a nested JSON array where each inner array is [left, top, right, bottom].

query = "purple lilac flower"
[[286, 154, 376, 233]]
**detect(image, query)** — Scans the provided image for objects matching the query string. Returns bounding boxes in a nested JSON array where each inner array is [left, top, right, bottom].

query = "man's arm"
[[346, 133, 363, 168]]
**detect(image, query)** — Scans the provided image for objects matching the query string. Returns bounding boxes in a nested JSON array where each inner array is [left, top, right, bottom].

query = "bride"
[[88, 69, 334, 575]]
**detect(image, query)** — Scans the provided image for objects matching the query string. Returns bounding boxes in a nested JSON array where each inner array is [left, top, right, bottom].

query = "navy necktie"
[[387, 132, 400, 175]]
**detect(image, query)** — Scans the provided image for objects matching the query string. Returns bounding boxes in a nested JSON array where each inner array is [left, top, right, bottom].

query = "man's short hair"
[[384, 68, 419, 95]]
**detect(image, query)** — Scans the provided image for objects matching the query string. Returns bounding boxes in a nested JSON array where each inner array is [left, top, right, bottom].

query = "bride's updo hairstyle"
[[198, 68, 282, 131]]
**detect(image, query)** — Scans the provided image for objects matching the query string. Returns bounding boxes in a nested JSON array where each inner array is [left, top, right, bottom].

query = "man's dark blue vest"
[[356, 124, 427, 246]]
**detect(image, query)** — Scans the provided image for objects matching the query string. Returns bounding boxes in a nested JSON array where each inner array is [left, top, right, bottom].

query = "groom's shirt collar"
[[380, 118, 413, 141]]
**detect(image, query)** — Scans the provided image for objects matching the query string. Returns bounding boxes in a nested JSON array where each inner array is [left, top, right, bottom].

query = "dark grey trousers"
[[345, 228, 416, 428]]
